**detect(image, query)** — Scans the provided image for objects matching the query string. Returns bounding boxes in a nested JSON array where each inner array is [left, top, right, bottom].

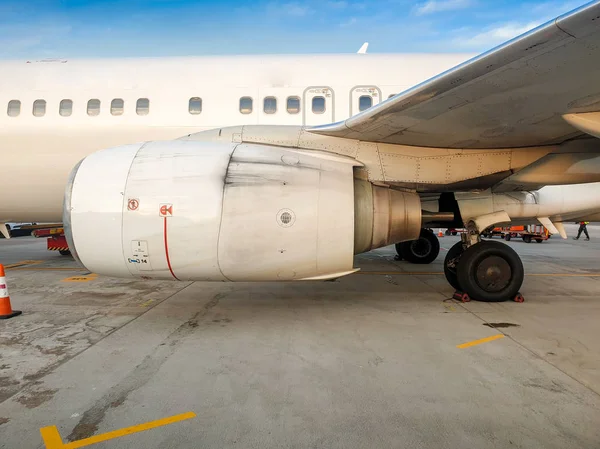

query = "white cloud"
[[414, 0, 473, 15], [339, 17, 357, 27], [452, 21, 540, 49], [266, 2, 313, 17], [327, 1, 348, 8]]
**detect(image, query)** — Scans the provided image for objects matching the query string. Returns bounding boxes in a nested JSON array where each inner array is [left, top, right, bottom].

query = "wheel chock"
[[452, 291, 471, 302], [513, 292, 525, 303]]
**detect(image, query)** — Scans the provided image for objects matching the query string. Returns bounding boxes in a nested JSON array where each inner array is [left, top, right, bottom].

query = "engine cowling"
[[64, 140, 421, 281]]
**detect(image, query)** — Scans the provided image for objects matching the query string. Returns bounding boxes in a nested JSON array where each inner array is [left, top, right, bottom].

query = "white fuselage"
[[0, 53, 472, 222]]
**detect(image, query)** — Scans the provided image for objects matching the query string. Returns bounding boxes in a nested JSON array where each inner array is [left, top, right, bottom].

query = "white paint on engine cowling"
[[66, 141, 362, 281], [65, 142, 143, 277]]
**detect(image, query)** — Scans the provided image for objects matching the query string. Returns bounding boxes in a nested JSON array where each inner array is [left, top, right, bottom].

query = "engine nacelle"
[[64, 141, 421, 281]]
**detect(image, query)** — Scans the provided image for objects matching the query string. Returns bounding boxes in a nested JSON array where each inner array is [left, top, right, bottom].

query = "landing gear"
[[443, 233, 524, 302], [395, 229, 440, 264], [444, 241, 464, 290]]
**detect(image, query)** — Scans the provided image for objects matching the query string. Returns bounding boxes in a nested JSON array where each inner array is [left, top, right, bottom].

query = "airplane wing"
[[310, 1, 600, 149]]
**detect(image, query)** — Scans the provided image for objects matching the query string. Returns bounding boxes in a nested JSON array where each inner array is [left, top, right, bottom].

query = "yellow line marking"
[[457, 334, 505, 349], [140, 298, 155, 307], [62, 274, 98, 283], [40, 411, 196, 449], [356, 271, 600, 277], [9, 267, 87, 271], [4, 260, 45, 269]]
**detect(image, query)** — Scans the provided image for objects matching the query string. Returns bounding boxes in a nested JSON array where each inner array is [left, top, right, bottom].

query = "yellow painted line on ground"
[[9, 267, 87, 271], [457, 334, 505, 349], [356, 271, 600, 277], [140, 298, 156, 307], [3, 260, 45, 269], [40, 411, 196, 449], [62, 274, 98, 283]]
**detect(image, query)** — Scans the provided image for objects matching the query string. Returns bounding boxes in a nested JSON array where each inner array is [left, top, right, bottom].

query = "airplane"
[[3, 1, 600, 303]]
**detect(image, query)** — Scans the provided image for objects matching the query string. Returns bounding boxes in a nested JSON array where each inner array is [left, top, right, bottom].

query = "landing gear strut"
[[395, 228, 440, 264], [443, 228, 524, 302]]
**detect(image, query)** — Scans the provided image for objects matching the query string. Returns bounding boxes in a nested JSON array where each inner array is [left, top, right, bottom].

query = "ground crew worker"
[[574, 221, 590, 240]]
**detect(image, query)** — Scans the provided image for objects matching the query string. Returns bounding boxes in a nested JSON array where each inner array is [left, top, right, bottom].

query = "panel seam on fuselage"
[[121, 141, 149, 277], [215, 146, 238, 282]]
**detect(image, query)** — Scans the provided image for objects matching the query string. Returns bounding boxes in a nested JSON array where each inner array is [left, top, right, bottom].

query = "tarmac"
[[0, 224, 599, 449]]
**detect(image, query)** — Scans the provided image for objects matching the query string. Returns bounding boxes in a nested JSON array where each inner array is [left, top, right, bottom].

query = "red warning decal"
[[127, 199, 139, 211], [159, 204, 173, 217]]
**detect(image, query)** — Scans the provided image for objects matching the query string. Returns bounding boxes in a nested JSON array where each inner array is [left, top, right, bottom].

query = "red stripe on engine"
[[163, 217, 179, 280]]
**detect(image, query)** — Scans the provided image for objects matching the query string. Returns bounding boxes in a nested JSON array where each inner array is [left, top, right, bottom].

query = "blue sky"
[[0, 0, 590, 59]]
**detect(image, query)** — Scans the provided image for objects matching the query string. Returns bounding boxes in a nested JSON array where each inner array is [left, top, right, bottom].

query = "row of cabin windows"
[[238, 95, 374, 115], [7, 98, 150, 117], [6, 93, 386, 118]]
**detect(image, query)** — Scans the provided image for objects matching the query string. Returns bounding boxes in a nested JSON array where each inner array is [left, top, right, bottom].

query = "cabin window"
[[33, 99, 46, 117], [7, 100, 21, 117], [111, 98, 124, 116], [286, 96, 300, 114], [87, 99, 101, 116], [136, 98, 149, 115], [189, 97, 202, 114], [359, 95, 373, 112], [239, 96, 253, 114], [312, 96, 325, 114], [263, 97, 277, 114], [59, 100, 73, 117]]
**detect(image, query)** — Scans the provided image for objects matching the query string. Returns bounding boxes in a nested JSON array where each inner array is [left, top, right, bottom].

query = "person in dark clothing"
[[574, 221, 590, 240]]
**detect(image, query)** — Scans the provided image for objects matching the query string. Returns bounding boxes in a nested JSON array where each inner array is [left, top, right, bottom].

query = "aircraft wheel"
[[400, 229, 440, 264], [444, 241, 465, 290], [394, 243, 403, 260], [457, 240, 524, 302]]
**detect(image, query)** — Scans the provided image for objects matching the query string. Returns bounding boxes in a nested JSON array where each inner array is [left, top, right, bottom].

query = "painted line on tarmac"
[[62, 274, 98, 283], [3, 260, 45, 269], [8, 267, 87, 271], [40, 411, 196, 449], [457, 334, 504, 349]]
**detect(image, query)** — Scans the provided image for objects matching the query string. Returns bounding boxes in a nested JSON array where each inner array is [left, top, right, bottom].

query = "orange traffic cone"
[[438, 230, 444, 237], [0, 264, 21, 319]]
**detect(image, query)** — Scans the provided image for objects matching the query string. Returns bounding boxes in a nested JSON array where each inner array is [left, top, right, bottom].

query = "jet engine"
[[64, 140, 421, 281]]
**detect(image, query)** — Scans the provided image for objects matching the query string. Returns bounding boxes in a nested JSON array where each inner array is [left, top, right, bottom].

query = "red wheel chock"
[[452, 290, 525, 303], [452, 291, 471, 302]]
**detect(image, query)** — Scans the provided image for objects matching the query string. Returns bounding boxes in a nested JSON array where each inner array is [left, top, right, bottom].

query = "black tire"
[[523, 235, 532, 243], [400, 229, 441, 264], [394, 243, 403, 260], [444, 241, 465, 290], [445, 230, 451, 236], [535, 238, 543, 243], [504, 234, 511, 241], [59, 250, 71, 256], [452, 231, 458, 236], [456, 241, 524, 302]]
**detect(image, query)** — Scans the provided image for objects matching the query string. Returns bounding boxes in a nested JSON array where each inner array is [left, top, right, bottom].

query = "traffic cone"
[[0, 264, 21, 319], [438, 229, 444, 237]]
